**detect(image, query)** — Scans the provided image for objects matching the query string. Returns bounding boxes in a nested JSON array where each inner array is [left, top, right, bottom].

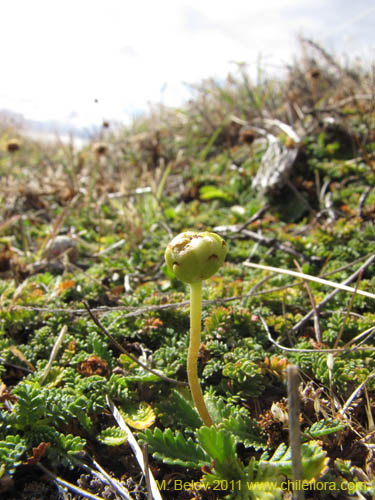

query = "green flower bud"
[[165, 231, 227, 284]]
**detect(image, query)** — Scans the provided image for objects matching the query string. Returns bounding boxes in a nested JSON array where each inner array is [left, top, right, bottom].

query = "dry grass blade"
[[333, 269, 364, 349], [106, 397, 163, 500], [40, 324, 67, 384], [244, 260, 375, 300], [37, 463, 105, 500], [73, 457, 134, 500], [292, 255, 375, 333], [259, 315, 375, 354], [294, 259, 321, 343], [339, 373, 375, 417]]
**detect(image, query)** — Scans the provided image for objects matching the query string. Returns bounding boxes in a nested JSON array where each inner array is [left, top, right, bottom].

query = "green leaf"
[[13, 383, 45, 426], [258, 441, 329, 481], [98, 427, 128, 446], [61, 434, 86, 456], [303, 418, 345, 439], [221, 414, 267, 450], [300, 441, 329, 480], [139, 428, 209, 468], [124, 373, 162, 383], [197, 427, 246, 494], [167, 389, 202, 430], [205, 393, 233, 422], [205, 394, 266, 450], [0, 435, 27, 476], [119, 401, 155, 430], [199, 126, 223, 161], [200, 185, 231, 202], [197, 426, 237, 465]]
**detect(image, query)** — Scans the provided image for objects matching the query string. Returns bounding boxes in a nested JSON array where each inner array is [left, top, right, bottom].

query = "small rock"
[[44, 235, 79, 262]]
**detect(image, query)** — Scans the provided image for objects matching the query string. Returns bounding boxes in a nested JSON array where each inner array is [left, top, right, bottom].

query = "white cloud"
[[1, 0, 374, 129]]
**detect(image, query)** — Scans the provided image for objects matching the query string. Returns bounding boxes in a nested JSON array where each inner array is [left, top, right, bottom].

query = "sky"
[[1, 0, 375, 131]]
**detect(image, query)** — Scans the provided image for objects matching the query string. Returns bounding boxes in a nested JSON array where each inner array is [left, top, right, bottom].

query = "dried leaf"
[[23, 442, 50, 465], [58, 279, 75, 294], [8, 346, 35, 371], [78, 355, 108, 377]]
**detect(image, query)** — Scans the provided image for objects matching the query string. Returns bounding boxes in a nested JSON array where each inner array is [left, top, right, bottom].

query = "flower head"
[[6, 139, 21, 153], [165, 231, 227, 284], [93, 142, 108, 156]]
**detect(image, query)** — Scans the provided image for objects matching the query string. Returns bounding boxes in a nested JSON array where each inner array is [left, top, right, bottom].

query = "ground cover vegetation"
[[1, 39, 375, 499]]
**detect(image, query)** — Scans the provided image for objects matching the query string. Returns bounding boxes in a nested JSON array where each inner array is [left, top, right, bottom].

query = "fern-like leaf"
[[0, 435, 27, 476], [97, 427, 128, 446], [258, 441, 328, 481], [166, 389, 202, 430], [139, 428, 209, 468], [221, 414, 267, 450], [197, 426, 244, 479], [205, 393, 266, 449], [303, 418, 345, 439]]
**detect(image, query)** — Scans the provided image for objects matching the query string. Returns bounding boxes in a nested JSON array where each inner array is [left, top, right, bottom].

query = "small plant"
[[165, 231, 227, 426]]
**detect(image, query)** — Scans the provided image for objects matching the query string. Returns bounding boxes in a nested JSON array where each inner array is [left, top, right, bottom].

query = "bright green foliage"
[[0, 371, 136, 475], [197, 426, 244, 479], [258, 442, 329, 481], [139, 428, 210, 468], [205, 394, 266, 449], [303, 419, 345, 440], [0, 435, 27, 476], [221, 414, 267, 450], [140, 419, 328, 499], [2, 381, 88, 469], [107, 373, 136, 403], [158, 389, 202, 430], [97, 427, 128, 446], [12, 383, 46, 426], [86, 331, 113, 369], [1, 42, 375, 497], [222, 359, 266, 396]]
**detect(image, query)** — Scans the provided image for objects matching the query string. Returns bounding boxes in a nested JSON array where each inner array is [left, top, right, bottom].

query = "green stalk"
[[188, 281, 214, 427], [164, 231, 227, 427]]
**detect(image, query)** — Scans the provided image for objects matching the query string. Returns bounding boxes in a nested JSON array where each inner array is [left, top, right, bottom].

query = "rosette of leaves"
[[313, 348, 375, 393], [0, 382, 87, 474], [0, 366, 141, 476]]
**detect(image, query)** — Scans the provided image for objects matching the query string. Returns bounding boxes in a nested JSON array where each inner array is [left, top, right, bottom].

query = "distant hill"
[[0, 108, 97, 143]]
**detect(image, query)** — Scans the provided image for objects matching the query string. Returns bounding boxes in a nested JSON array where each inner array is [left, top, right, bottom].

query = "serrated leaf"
[[204, 393, 232, 422], [197, 426, 245, 483], [258, 441, 328, 481], [300, 441, 329, 480], [205, 394, 266, 450], [167, 389, 202, 430], [196, 426, 236, 464], [220, 414, 267, 450], [303, 418, 345, 439], [0, 435, 27, 476], [98, 427, 128, 446], [120, 401, 155, 430], [139, 428, 209, 468], [269, 443, 288, 463]]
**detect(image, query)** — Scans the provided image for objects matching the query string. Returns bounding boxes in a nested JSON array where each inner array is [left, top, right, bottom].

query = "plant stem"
[[287, 365, 304, 500], [188, 281, 214, 427]]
